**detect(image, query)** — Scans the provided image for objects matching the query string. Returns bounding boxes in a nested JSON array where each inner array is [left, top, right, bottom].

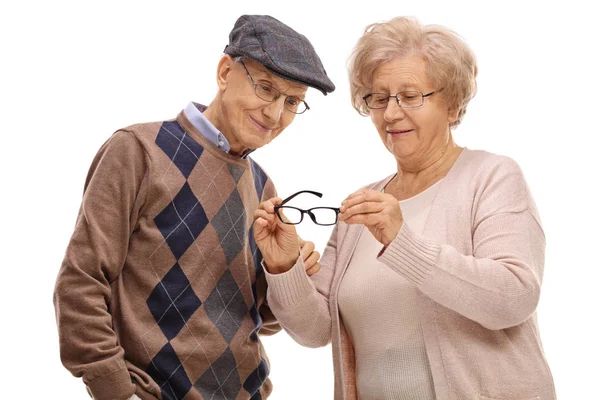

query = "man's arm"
[[53, 130, 149, 400]]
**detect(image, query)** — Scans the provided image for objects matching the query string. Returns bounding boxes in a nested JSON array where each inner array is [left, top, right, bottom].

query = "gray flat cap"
[[224, 15, 335, 95]]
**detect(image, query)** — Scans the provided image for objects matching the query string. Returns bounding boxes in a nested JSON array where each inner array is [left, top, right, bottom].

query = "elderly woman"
[[253, 16, 555, 400]]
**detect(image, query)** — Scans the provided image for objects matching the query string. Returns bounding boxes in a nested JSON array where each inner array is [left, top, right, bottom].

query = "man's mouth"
[[249, 116, 275, 133]]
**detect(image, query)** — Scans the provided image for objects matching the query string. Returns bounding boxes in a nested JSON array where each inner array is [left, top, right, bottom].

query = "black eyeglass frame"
[[274, 190, 340, 226], [240, 61, 310, 115], [362, 88, 444, 109]]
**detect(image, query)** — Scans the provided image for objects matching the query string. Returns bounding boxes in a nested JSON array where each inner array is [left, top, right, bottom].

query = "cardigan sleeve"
[[53, 130, 149, 400], [378, 157, 545, 330], [261, 223, 341, 347]]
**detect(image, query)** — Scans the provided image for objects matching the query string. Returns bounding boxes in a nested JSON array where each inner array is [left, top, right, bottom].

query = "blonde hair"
[[348, 16, 478, 129]]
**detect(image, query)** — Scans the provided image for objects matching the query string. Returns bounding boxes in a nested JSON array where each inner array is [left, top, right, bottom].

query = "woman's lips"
[[387, 129, 413, 137]]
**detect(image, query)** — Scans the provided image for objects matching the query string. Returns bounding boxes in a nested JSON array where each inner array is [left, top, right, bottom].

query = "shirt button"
[[218, 140, 224, 147]]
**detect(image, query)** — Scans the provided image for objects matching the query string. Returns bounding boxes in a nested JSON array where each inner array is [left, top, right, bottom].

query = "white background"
[[1, 0, 599, 399]]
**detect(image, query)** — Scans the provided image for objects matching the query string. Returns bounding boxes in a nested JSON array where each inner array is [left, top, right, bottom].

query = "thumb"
[[272, 206, 299, 235], [253, 217, 271, 242]]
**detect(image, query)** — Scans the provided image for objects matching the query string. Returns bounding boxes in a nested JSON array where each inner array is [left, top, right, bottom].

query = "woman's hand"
[[339, 189, 404, 246], [300, 239, 321, 276], [253, 197, 301, 274]]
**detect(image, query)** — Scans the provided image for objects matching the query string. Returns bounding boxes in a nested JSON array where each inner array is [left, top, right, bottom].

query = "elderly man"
[[53, 15, 334, 400]]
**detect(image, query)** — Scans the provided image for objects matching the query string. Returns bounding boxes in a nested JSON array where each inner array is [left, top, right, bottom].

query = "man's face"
[[215, 56, 308, 155]]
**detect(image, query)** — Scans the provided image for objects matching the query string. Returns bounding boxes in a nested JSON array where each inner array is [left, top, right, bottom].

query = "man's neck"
[[203, 102, 248, 157]]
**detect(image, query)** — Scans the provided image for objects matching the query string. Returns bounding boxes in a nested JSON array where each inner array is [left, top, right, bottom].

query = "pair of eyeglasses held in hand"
[[274, 190, 340, 226]]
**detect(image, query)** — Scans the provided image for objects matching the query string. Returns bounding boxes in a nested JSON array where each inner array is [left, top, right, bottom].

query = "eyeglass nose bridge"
[[306, 209, 318, 224], [390, 94, 426, 109], [384, 95, 407, 111]]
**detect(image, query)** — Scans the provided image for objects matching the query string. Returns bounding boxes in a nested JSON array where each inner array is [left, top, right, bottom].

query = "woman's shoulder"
[[457, 148, 526, 181], [458, 149, 539, 220], [461, 148, 521, 168]]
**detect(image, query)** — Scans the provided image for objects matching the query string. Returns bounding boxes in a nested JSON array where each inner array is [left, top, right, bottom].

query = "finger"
[[257, 197, 283, 213], [339, 201, 385, 220], [305, 261, 321, 276], [304, 250, 320, 268], [270, 207, 301, 236], [253, 217, 271, 240], [344, 189, 382, 202], [253, 208, 275, 223], [274, 207, 296, 225], [257, 200, 290, 228], [340, 190, 385, 212], [300, 241, 316, 261], [342, 212, 383, 227]]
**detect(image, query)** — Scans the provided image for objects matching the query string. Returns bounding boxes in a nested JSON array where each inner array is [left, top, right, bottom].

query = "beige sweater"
[[264, 149, 555, 400]]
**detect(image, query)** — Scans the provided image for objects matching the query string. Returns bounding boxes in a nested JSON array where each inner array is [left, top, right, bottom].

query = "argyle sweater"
[[54, 111, 280, 400]]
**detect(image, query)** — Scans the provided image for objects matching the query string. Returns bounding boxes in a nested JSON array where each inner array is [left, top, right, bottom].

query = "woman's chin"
[[387, 144, 414, 160]]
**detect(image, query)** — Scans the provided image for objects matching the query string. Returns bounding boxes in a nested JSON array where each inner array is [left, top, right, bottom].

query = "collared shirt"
[[184, 102, 255, 159], [184, 102, 230, 153]]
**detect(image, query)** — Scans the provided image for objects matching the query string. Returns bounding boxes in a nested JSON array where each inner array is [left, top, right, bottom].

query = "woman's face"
[[368, 55, 457, 167]]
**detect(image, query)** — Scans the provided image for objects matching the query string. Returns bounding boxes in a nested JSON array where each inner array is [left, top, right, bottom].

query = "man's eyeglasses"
[[362, 88, 444, 109], [241, 61, 310, 114], [274, 190, 340, 226]]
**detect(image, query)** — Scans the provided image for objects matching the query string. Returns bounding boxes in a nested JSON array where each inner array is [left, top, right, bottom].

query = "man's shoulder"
[[117, 119, 169, 142], [109, 118, 187, 157]]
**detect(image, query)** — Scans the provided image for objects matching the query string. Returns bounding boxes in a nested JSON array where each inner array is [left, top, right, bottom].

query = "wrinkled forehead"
[[370, 55, 432, 90], [243, 59, 308, 95]]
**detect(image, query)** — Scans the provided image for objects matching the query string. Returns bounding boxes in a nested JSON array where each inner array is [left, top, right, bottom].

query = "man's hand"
[[253, 197, 301, 274]]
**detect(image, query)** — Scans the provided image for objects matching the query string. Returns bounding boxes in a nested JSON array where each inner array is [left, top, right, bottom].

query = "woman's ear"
[[448, 106, 459, 123]]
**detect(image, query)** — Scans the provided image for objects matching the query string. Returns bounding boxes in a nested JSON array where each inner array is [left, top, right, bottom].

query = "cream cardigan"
[[264, 149, 555, 400]]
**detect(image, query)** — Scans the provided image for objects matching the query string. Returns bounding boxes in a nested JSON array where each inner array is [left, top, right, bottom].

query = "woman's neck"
[[387, 140, 463, 200]]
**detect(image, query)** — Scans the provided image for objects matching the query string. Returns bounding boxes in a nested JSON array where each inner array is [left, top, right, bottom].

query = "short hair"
[[348, 16, 478, 129]]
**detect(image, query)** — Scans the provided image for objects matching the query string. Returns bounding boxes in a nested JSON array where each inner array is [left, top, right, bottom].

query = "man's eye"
[[286, 97, 299, 106]]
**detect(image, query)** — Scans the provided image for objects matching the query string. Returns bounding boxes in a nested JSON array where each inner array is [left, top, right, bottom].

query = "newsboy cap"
[[224, 15, 335, 95]]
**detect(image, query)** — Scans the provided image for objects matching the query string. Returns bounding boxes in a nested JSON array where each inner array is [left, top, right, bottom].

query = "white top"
[[338, 180, 442, 400]]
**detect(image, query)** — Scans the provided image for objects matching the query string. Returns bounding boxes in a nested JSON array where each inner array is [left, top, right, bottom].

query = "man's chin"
[[245, 133, 273, 150]]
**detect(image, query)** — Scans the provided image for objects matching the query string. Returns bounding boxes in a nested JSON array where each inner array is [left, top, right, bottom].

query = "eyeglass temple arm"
[[279, 190, 323, 206]]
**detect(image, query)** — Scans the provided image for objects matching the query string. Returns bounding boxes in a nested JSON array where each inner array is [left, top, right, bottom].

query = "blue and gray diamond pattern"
[[145, 120, 270, 399]]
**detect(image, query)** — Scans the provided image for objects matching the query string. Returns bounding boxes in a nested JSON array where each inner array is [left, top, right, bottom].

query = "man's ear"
[[216, 55, 235, 91]]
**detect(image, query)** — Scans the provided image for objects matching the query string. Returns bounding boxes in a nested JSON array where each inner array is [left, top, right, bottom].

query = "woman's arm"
[[378, 159, 544, 330], [254, 199, 340, 347], [263, 224, 340, 347]]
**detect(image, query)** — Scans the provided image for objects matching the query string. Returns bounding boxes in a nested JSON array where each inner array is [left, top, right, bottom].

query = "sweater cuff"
[[263, 257, 315, 307], [86, 366, 135, 400], [377, 223, 441, 286]]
